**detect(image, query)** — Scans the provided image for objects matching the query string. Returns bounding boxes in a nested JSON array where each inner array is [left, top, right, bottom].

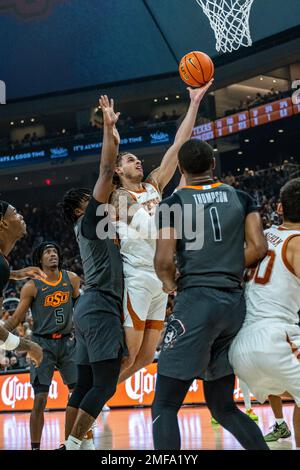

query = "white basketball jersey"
[[116, 182, 161, 269], [245, 225, 300, 325]]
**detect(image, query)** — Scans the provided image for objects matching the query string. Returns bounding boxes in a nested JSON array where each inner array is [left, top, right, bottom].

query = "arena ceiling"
[[1, 0, 300, 101]]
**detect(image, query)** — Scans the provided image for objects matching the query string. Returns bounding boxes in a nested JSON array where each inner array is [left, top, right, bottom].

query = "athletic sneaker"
[[264, 422, 291, 442], [102, 404, 110, 412], [246, 408, 259, 421], [211, 416, 219, 425], [80, 438, 96, 451]]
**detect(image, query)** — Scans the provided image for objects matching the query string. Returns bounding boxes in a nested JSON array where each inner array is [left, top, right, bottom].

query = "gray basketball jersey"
[[159, 182, 257, 290], [31, 270, 73, 335], [74, 216, 123, 304]]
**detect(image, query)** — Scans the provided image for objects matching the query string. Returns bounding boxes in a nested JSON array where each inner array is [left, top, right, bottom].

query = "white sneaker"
[[80, 438, 96, 451], [102, 404, 110, 412]]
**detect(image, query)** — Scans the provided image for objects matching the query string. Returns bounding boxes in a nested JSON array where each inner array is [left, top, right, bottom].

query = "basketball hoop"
[[196, 0, 255, 53]]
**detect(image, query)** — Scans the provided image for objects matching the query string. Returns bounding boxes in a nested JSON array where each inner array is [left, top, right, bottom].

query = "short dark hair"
[[59, 188, 91, 224], [178, 139, 214, 175], [280, 178, 300, 223], [32, 241, 63, 270]]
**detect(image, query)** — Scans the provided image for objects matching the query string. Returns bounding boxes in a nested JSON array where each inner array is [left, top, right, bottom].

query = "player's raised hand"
[[99, 95, 120, 128], [188, 78, 214, 105]]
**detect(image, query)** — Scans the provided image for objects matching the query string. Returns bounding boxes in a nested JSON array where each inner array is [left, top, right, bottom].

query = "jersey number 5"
[[55, 308, 64, 325]]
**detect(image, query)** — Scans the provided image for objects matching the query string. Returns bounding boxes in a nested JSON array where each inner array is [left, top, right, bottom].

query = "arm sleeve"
[[236, 190, 259, 216], [156, 193, 181, 231], [81, 197, 107, 240]]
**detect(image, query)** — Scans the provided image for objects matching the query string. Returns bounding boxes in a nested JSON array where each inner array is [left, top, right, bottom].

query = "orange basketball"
[[179, 51, 214, 87]]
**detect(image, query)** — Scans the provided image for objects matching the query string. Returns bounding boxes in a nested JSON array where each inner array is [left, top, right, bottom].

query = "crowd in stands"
[[224, 87, 288, 116], [0, 160, 299, 371]]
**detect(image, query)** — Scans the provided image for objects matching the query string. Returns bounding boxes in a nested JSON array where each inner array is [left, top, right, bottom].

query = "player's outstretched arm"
[[4, 281, 36, 332], [244, 213, 268, 267], [0, 325, 43, 366], [9, 266, 46, 281], [93, 95, 120, 204], [147, 80, 213, 192]]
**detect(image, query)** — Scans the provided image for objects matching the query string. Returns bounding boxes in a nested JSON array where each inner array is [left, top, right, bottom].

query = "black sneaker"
[[54, 444, 66, 450]]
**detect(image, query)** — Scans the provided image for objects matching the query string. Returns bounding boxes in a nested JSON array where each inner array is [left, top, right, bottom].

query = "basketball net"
[[196, 0, 254, 53]]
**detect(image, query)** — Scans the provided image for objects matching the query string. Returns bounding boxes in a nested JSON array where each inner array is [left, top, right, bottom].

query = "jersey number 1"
[[210, 207, 222, 242]]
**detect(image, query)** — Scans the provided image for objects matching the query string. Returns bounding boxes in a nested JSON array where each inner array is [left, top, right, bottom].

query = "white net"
[[196, 0, 254, 53]]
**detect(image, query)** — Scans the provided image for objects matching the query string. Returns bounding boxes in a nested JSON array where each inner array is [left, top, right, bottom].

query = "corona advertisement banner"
[[0, 364, 252, 412]]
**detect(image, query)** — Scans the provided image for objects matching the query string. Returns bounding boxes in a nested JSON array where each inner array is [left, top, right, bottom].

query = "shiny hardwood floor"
[[0, 404, 296, 450]]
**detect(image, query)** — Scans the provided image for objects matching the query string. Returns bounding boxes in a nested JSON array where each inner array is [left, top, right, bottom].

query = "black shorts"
[[30, 335, 77, 387], [158, 286, 246, 381], [74, 290, 127, 365]]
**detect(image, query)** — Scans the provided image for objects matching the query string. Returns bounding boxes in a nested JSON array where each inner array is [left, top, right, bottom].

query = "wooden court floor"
[[0, 404, 297, 450]]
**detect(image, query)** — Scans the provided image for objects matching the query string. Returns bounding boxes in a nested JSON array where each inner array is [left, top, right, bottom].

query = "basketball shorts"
[[158, 286, 246, 381], [229, 320, 300, 406], [30, 334, 77, 387], [74, 289, 127, 365], [122, 265, 167, 331]]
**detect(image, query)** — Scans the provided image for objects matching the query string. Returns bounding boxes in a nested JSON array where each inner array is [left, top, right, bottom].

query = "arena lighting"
[[269, 139, 275, 143], [14, 176, 18, 181], [278, 129, 284, 133], [20, 120, 24, 124], [154, 99, 158, 102], [260, 77, 264, 81], [244, 139, 250, 142], [238, 151, 243, 155], [10, 121, 14, 125], [44, 178, 52, 186], [30, 118, 35, 122], [165, 97, 169, 101], [176, 95, 180, 99], [213, 148, 218, 152], [273, 80, 277, 83], [62, 129, 66, 134]]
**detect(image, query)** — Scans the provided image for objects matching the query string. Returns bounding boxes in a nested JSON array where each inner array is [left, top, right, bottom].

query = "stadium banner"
[[0, 125, 177, 169], [0, 364, 253, 412]]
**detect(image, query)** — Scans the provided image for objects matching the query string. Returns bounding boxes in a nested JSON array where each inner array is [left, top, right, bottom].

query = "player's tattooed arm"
[[109, 189, 140, 225], [4, 281, 36, 332], [147, 80, 214, 192], [0, 325, 42, 366]]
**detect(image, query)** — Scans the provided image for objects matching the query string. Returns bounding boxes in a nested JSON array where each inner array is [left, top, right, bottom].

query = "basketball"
[[179, 51, 214, 87]]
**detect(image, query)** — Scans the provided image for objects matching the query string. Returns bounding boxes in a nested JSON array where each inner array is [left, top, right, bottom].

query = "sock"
[[31, 443, 40, 450], [65, 435, 82, 450], [275, 418, 285, 426]]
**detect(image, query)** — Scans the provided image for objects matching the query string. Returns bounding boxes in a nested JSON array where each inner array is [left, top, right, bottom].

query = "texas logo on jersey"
[[0, 0, 67, 19], [44, 291, 70, 308]]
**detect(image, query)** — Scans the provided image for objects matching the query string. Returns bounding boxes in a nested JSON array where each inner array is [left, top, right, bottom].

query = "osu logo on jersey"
[[0, 0, 66, 19], [44, 291, 70, 308]]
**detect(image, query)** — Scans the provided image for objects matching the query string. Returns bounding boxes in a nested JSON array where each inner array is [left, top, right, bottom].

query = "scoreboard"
[[192, 97, 300, 142]]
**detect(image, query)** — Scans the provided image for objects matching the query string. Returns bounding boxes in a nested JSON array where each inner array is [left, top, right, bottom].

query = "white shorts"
[[122, 265, 167, 331], [229, 321, 300, 406]]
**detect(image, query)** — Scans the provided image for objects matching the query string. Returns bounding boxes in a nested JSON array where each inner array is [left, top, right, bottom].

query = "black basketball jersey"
[[31, 270, 74, 335], [158, 182, 258, 290]]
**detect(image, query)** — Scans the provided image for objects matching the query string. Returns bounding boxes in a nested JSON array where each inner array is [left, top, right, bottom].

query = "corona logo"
[[125, 368, 199, 403], [44, 291, 69, 307], [1, 376, 58, 409], [0, 0, 67, 19]]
